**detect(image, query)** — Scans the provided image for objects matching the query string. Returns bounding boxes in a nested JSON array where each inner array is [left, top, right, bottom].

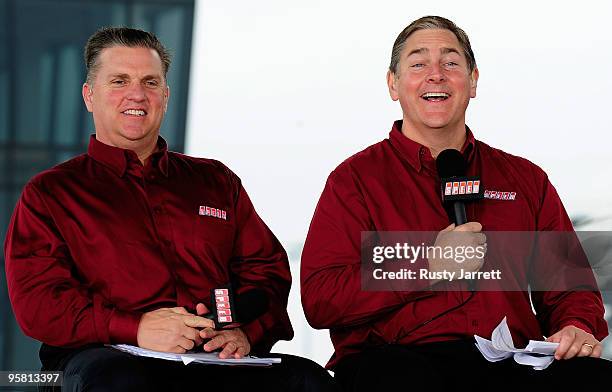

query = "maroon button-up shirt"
[[5, 136, 293, 353], [301, 121, 607, 368]]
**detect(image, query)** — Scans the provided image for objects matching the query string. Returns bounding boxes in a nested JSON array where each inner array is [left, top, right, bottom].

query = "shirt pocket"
[[190, 214, 236, 281]]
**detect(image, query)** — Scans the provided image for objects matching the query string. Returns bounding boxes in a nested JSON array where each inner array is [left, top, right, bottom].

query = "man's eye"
[[111, 80, 126, 85], [445, 62, 458, 67], [411, 63, 425, 68], [145, 80, 159, 87]]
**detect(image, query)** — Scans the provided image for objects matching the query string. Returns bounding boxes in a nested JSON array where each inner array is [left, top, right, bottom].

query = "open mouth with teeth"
[[122, 109, 147, 116], [421, 92, 450, 102]]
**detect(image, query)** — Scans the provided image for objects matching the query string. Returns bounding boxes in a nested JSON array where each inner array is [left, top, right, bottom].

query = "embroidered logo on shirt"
[[199, 205, 227, 220], [484, 190, 517, 201]]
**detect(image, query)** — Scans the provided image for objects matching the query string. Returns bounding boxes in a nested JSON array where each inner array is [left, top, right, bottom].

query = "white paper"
[[110, 344, 281, 367], [474, 335, 513, 362], [523, 340, 558, 355], [513, 352, 555, 370], [474, 317, 558, 370]]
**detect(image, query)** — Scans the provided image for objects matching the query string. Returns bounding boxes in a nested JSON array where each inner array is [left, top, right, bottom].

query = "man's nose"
[[125, 82, 146, 101], [427, 63, 445, 83]]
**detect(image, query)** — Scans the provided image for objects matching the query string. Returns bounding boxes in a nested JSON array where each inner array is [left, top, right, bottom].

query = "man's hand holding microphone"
[[427, 222, 487, 287]]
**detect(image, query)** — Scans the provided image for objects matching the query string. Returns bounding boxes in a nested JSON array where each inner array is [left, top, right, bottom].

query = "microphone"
[[436, 149, 482, 225], [436, 149, 484, 291], [206, 287, 269, 328]]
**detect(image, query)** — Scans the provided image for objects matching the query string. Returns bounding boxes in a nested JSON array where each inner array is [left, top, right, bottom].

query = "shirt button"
[[153, 206, 162, 214]]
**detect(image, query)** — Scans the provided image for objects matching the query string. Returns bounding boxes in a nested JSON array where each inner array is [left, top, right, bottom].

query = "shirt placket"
[[127, 158, 194, 308], [423, 146, 483, 336]]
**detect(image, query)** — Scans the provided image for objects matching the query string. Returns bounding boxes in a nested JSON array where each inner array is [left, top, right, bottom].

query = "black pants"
[[334, 340, 612, 391], [46, 346, 339, 392]]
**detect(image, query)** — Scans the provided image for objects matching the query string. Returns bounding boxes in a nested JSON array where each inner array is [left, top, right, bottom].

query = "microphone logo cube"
[[445, 182, 452, 195], [441, 176, 483, 202], [473, 180, 480, 193], [210, 286, 237, 328]]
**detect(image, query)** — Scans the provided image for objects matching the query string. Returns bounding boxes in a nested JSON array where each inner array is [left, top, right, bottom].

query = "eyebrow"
[[406, 47, 462, 57], [406, 48, 428, 57], [441, 47, 461, 56], [109, 73, 130, 79], [108, 73, 162, 80]]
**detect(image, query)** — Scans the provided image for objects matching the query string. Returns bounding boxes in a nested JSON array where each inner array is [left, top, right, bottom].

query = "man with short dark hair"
[[5, 27, 337, 391], [301, 16, 611, 390]]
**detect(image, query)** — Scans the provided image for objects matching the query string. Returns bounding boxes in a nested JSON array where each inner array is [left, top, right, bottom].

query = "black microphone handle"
[[453, 201, 467, 225], [452, 201, 476, 291]]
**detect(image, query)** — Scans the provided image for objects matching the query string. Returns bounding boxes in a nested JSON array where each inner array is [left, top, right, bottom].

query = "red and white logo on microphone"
[[444, 180, 480, 196], [441, 176, 483, 202]]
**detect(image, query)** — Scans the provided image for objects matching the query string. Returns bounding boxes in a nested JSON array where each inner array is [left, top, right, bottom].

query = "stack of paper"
[[110, 344, 282, 366], [474, 317, 559, 370]]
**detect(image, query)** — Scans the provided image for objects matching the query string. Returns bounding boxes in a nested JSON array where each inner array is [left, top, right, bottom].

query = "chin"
[[120, 129, 152, 141], [422, 119, 451, 129]]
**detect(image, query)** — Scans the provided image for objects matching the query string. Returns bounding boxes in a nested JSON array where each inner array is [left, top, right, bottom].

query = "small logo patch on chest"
[[199, 205, 227, 220], [484, 190, 516, 200]]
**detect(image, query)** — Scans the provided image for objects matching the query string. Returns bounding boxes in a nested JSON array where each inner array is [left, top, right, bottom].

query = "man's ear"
[[470, 67, 479, 98], [387, 70, 399, 101], [82, 83, 94, 113]]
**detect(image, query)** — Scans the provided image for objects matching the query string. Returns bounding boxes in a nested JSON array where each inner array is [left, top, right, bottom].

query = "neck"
[[135, 144, 157, 166], [400, 119, 467, 159], [95, 133, 159, 166]]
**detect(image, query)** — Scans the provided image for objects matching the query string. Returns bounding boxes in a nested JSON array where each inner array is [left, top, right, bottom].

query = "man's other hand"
[[547, 325, 602, 360], [136, 307, 213, 353], [195, 302, 210, 317], [200, 327, 251, 359]]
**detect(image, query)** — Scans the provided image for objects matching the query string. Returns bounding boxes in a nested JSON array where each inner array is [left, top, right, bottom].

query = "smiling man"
[[4, 27, 337, 391], [301, 16, 611, 390], [388, 27, 478, 155], [82, 44, 169, 159]]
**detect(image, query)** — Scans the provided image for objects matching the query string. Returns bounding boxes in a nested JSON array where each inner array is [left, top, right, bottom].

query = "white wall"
[[185, 0, 612, 365]]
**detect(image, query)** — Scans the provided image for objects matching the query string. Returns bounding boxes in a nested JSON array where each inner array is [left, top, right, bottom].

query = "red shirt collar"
[[388, 120, 476, 172], [87, 135, 169, 177]]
